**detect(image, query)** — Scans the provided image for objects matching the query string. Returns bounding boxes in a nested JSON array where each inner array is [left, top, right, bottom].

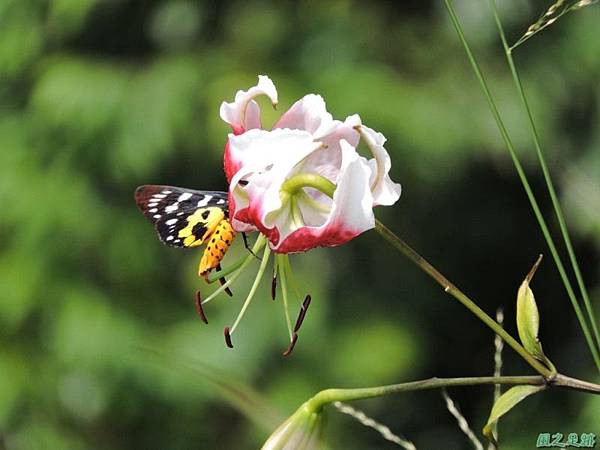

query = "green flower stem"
[[443, 0, 600, 374], [281, 173, 336, 198], [305, 374, 600, 413], [489, 0, 600, 372], [375, 220, 553, 378]]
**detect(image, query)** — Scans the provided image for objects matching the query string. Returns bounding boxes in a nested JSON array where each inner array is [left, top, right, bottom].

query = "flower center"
[[278, 173, 337, 230], [280, 173, 336, 199]]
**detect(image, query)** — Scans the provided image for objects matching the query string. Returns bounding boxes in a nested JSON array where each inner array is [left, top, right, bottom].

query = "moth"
[[134, 185, 236, 278]]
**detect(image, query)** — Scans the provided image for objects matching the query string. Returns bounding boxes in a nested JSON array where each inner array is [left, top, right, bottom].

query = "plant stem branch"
[[442, 0, 600, 374], [489, 0, 600, 373], [307, 373, 600, 412], [375, 220, 553, 378]]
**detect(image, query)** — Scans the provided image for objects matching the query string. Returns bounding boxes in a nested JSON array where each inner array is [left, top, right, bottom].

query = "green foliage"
[[483, 385, 546, 446], [516, 255, 556, 372]]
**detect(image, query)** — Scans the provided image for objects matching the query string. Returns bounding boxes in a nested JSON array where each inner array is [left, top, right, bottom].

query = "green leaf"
[[516, 255, 556, 372], [483, 385, 546, 446]]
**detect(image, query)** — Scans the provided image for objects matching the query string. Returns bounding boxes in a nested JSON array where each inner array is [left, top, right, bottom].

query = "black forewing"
[[135, 185, 229, 248]]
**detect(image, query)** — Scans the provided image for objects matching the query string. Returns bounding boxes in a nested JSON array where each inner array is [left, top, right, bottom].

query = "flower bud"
[[261, 401, 325, 450]]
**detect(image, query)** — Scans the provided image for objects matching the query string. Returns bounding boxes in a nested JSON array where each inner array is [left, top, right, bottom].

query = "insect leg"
[[242, 232, 261, 261], [216, 264, 233, 297]]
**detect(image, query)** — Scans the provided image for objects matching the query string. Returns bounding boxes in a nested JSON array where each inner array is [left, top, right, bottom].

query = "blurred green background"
[[1, 0, 599, 449]]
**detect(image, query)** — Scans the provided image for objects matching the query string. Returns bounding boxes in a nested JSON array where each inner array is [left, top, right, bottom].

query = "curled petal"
[[221, 76, 278, 181], [219, 75, 278, 133], [356, 123, 402, 206]]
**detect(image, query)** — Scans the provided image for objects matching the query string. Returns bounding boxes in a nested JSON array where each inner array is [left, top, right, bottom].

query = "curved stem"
[[306, 373, 600, 413], [375, 220, 553, 378]]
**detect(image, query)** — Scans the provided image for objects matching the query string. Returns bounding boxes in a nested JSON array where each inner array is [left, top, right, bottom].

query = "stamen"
[[294, 295, 312, 332], [282, 333, 299, 357], [229, 243, 272, 335], [206, 254, 246, 283], [278, 254, 294, 340], [224, 326, 233, 348], [202, 235, 267, 305], [283, 255, 302, 299], [195, 290, 208, 324]]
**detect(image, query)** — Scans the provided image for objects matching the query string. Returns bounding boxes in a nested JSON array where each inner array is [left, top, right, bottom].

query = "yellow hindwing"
[[178, 207, 225, 248]]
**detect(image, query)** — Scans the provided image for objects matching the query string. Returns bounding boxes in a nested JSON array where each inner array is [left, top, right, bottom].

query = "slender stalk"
[[307, 374, 600, 413], [375, 220, 553, 378], [229, 243, 271, 334], [489, 0, 600, 369], [202, 236, 267, 305], [206, 254, 246, 283], [278, 254, 294, 340], [442, 0, 600, 374]]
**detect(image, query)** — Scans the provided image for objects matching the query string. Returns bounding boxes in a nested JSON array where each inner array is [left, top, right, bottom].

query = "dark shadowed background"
[[1, 0, 599, 449]]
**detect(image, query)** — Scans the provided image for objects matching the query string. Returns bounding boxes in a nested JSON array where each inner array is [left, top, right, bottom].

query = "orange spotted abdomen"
[[198, 219, 236, 277]]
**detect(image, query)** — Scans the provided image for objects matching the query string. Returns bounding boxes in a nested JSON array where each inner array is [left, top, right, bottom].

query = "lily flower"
[[220, 75, 401, 252], [199, 76, 401, 354]]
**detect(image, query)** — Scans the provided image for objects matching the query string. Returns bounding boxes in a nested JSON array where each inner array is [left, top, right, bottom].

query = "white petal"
[[273, 94, 337, 137], [357, 123, 402, 206], [219, 75, 278, 132], [228, 128, 317, 178]]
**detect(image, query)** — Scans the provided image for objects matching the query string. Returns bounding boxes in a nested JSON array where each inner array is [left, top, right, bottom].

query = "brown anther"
[[293, 295, 312, 332], [195, 290, 208, 324], [282, 333, 298, 357], [271, 272, 277, 300], [224, 327, 233, 348]]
